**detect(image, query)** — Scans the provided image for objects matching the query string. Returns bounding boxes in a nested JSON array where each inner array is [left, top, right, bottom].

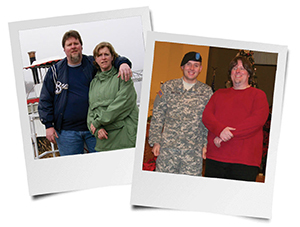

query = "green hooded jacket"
[[87, 66, 139, 151]]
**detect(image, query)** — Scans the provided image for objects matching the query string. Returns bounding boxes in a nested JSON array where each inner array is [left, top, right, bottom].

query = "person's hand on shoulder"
[[118, 63, 132, 82]]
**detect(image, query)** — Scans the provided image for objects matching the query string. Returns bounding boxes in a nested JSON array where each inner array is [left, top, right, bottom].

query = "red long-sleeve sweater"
[[202, 87, 269, 167]]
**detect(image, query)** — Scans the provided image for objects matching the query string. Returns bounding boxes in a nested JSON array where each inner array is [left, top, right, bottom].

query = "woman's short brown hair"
[[93, 42, 119, 69]]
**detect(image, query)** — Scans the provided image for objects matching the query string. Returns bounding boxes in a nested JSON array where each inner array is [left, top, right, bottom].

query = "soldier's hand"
[[152, 143, 160, 156]]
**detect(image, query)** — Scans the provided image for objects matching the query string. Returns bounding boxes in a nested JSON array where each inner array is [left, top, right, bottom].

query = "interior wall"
[[255, 64, 276, 107], [206, 47, 239, 91], [148, 41, 210, 117], [206, 47, 277, 108], [148, 44, 277, 118]]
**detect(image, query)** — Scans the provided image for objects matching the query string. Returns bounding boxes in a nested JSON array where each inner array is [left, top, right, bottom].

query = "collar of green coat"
[[95, 66, 118, 81]]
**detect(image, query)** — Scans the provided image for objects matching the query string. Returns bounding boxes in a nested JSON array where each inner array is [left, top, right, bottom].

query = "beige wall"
[[147, 43, 277, 118]]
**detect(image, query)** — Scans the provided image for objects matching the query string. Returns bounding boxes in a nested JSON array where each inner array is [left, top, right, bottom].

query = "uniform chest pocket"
[[167, 92, 181, 102], [182, 95, 207, 121]]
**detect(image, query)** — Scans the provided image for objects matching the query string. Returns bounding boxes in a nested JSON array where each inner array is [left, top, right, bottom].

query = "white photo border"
[[131, 31, 287, 219], [9, 7, 151, 196]]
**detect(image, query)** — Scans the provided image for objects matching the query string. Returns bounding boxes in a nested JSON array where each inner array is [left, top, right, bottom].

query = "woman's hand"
[[98, 128, 108, 140], [90, 123, 96, 134]]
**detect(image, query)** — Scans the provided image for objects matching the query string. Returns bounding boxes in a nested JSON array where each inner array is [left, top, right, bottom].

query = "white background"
[[19, 15, 145, 99], [1, 0, 299, 226]]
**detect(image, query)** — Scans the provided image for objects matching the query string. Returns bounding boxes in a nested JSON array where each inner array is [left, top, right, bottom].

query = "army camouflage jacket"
[[149, 78, 213, 151]]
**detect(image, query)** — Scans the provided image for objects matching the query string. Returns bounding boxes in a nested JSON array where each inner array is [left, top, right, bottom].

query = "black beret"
[[181, 52, 202, 66]]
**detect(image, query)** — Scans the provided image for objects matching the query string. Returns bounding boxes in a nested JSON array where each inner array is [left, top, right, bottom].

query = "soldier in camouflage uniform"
[[148, 51, 213, 176]]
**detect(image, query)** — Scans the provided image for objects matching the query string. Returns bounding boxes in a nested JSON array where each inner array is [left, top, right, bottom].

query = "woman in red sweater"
[[202, 56, 269, 181]]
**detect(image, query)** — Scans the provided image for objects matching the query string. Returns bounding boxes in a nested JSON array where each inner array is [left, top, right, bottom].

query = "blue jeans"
[[55, 130, 97, 156]]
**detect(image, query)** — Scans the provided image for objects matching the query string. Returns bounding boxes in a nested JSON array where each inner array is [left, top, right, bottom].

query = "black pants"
[[204, 159, 259, 182]]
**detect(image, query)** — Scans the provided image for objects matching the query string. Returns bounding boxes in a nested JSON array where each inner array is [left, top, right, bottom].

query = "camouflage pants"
[[155, 147, 203, 176]]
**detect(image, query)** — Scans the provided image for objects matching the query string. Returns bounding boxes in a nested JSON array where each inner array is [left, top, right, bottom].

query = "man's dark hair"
[[62, 30, 83, 48], [228, 56, 254, 77]]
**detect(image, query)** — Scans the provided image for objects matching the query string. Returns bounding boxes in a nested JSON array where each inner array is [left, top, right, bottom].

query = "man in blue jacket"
[[38, 30, 132, 156]]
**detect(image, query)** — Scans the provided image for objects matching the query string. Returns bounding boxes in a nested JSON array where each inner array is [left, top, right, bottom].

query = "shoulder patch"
[[158, 89, 164, 98]]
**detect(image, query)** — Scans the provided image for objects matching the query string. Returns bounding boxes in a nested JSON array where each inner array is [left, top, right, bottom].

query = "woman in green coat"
[[87, 42, 139, 151]]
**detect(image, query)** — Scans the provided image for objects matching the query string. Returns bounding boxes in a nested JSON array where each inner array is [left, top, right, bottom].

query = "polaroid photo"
[[9, 7, 151, 196], [131, 31, 287, 219]]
